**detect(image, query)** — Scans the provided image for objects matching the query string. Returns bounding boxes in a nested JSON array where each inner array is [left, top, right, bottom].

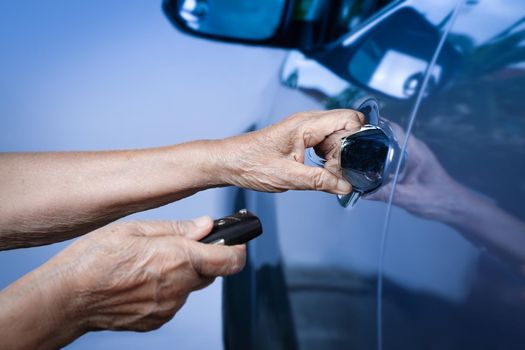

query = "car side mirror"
[[163, 0, 389, 52], [163, 0, 288, 42]]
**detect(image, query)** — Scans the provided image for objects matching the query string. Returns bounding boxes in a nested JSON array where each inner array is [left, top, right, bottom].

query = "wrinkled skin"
[[63, 218, 245, 332], [219, 109, 365, 194], [0, 109, 365, 250], [0, 217, 245, 349], [0, 109, 366, 349]]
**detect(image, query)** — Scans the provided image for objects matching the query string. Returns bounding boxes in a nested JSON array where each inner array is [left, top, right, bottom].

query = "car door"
[[380, 1, 525, 349], [222, 1, 466, 349]]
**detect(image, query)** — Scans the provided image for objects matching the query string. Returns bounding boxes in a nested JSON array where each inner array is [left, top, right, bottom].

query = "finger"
[[299, 109, 365, 148], [186, 242, 246, 277], [313, 129, 346, 160], [173, 217, 214, 240], [133, 217, 214, 240], [287, 162, 352, 195]]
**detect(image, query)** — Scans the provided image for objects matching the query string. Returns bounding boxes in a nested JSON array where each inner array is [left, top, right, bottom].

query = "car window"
[[380, 1, 525, 349]]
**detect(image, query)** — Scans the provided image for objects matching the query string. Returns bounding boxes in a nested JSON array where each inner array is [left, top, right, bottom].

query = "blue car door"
[[380, 1, 525, 349], [222, 1, 471, 349]]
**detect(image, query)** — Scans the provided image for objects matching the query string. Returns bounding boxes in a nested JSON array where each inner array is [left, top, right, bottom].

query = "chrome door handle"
[[309, 98, 405, 208]]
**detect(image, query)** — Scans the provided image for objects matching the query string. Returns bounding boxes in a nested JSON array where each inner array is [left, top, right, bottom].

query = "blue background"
[[0, 1, 286, 348]]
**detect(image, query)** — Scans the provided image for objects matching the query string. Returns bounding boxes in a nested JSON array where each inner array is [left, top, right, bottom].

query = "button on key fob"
[[198, 209, 263, 245]]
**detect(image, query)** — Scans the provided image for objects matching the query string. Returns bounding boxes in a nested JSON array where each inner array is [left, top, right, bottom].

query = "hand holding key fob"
[[198, 209, 263, 245]]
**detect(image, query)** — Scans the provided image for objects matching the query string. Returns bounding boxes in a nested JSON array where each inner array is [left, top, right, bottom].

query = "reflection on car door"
[[222, 1, 470, 349], [381, 2, 525, 349]]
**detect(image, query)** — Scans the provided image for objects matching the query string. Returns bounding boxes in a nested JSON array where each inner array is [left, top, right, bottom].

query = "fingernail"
[[193, 216, 211, 228], [337, 179, 352, 194]]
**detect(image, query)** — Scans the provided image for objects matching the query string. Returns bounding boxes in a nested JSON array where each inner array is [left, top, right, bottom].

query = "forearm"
[[0, 216, 246, 348], [0, 109, 362, 250], [0, 140, 226, 249], [0, 264, 84, 349]]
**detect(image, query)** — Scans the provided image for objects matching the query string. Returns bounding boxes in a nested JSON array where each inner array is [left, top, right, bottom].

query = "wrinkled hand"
[[42, 217, 245, 333], [218, 109, 364, 194]]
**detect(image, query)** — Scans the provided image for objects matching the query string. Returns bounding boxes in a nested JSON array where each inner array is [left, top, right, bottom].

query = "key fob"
[[198, 209, 263, 245]]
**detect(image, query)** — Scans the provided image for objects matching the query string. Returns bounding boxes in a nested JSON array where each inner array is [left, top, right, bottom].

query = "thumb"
[[171, 216, 214, 240], [289, 163, 352, 195], [186, 242, 247, 277], [133, 217, 214, 240]]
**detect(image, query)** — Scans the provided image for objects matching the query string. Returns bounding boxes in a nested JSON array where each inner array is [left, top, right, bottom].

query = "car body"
[[166, 0, 525, 349]]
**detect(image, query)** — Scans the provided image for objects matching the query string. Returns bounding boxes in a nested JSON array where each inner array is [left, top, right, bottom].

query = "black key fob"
[[199, 209, 263, 245]]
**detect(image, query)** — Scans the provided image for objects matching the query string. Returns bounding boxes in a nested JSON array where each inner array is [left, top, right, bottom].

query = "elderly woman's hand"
[[0, 217, 246, 349], [216, 109, 364, 194]]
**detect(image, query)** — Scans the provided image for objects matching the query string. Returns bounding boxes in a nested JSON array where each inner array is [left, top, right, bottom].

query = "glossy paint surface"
[[223, 1, 525, 349]]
